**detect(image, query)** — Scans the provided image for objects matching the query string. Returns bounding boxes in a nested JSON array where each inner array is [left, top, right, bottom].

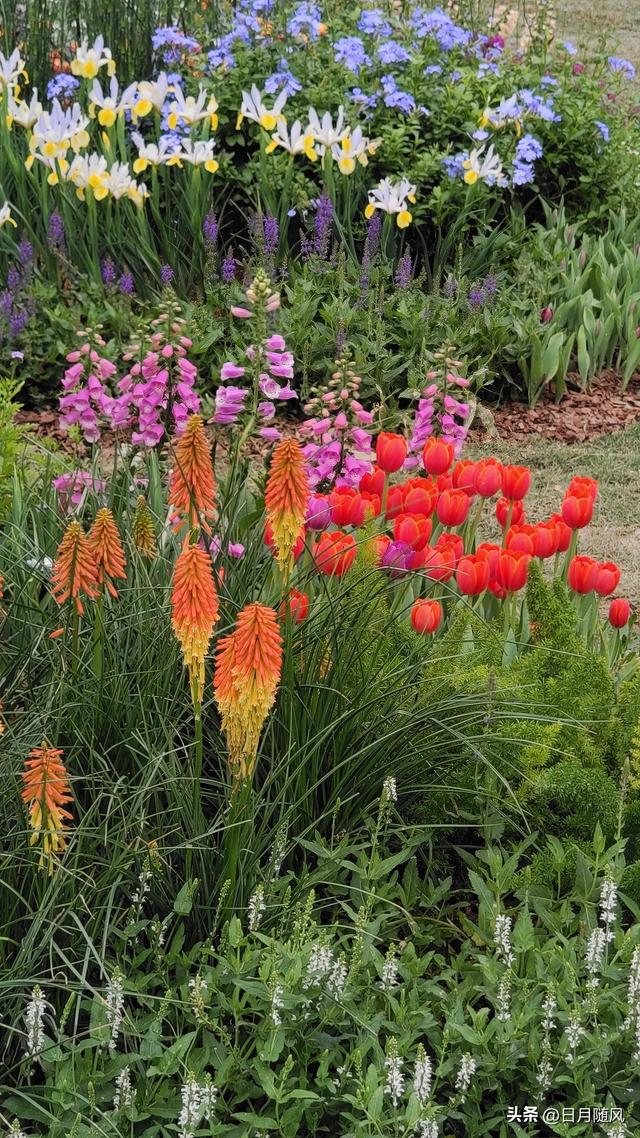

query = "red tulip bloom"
[[376, 432, 407, 473], [549, 512, 572, 552], [329, 486, 366, 527], [495, 497, 526, 528], [609, 598, 631, 628], [562, 492, 594, 529], [314, 531, 357, 576], [359, 465, 385, 497], [403, 478, 436, 516], [477, 542, 501, 580], [280, 588, 309, 623], [488, 580, 508, 600], [394, 512, 432, 551], [533, 520, 561, 559], [265, 522, 305, 561], [567, 555, 599, 594], [437, 532, 464, 562], [411, 598, 443, 635], [361, 491, 381, 519], [505, 524, 537, 556], [385, 485, 405, 520], [596, 561, 621, 597], [452, 460, 477, 494], [422, 437, 454, 476], [456, 554, 490, 596], [372, 533, 391, 564], [568, 476, 598, 502], [422, 543, 457, 582], [474, 458, 503, 498], [497, 549, 531, 592], [501, 464, 531, 501], [437, 488, 472, 527]]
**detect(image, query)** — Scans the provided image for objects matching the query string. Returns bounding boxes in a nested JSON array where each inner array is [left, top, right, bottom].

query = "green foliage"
[[2, 825, 639, 1136]]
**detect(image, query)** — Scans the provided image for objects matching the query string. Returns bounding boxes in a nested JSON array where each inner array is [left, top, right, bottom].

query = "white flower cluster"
[[599, 871, 618, 942], [113, 1066, 134, 1111], [24, 986, 47, 1061], [303, 944, 348, 997], [247, 885, 266, 932], [270, 983, 285, 1027], [384, 1039, 404, 1108], [624, 946, 640, 1062], [454, 1053, 477, 1100], [178, 1075, 217, 1138], [585, 927, 607, 988], [104, 971, 125, 1052], [380, 956, 399, 992], [496, 973, 511, 1022], [413, 1044, 433, 1106], [382, 776, 398, 803], [493, 913, 515, 967], [563, 1009, 585, 1062]]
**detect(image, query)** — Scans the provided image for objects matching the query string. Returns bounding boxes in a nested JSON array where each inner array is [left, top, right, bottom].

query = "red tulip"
[[361, 491, 381, 519], [474, 458, 503, 497], [314, 531, 357, 576], [394, 512, 432, 551], [497, 549, 531, 592], [495, 497, 526, 528], [265, 522, 305, 561], [437, 532, 464, 561], [385, 485, 405, 520], [422, 437, 455, 476], [501, 465, 531, 501], [359, 465, 385, 497], [376, 432, 407, 473], [411, 598, 443, 635], [549, 512, 572, 552], [437, 488, 472, 527], [403, 478, 436, 516], [422, 543, 457, 582], [533, 520, 560, 559], [505, 524, 537, 556], [568, 476, 598, 502], [477, 541, 501, 579], [280, 588, 309, 623], [452, 460, 477, 494], [372, 533, 391, 564], [456, 554, 490, 595], [609, 598, 631, 628], [595, 561, 621, 597], [541, 306, 554, 323], [567, 555, 599, 594], [561, 493, 594, 529], [329, 486, 365, 527]]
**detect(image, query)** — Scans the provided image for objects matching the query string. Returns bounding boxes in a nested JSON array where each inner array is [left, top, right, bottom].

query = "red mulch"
[[482, 371, 640, 444]]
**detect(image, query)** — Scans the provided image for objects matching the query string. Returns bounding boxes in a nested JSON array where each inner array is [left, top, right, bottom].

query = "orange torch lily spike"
[[169, 414, 216, 533], [171, 540, 220, 706], [88, 508, 127, 597], [21, 744, 73, 874], [265, 439, 309, 574], [214, 602, 283, 785], [50, 521, 99, 615]]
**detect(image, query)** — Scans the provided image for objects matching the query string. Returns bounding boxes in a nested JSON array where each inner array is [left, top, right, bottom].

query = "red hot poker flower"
[[51, 521, 100, 615], [169, 414, 216, 533], [21, 744, 73, 874], [87, 508, 127, 597]]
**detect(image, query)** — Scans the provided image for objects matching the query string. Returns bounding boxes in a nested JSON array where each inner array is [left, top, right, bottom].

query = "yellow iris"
[[364, 203, 375, 219], [338, 156, 355, 175], [205, 159, 218, 173], [463, 170, 478, 185], [133, 157, 148, 173], [260, 113, 277, 130], [397, 210, 412, 229], [98, 107, 117, 127], [134, 98, 152, 118]]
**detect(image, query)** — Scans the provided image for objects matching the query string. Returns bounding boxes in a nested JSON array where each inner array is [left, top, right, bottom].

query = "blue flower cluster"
[[46, 73, 80, 101], [358, 8, 392, 37], [152, 26, 200, 64], [288, 1, 324, 39], [409, 6, 471, 51], [512, 133, 543, 185], [608, 56, 635, 79], [265, 58, 302, 97], [381, 74, 416, 113], [334, 36, 371, 72]]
